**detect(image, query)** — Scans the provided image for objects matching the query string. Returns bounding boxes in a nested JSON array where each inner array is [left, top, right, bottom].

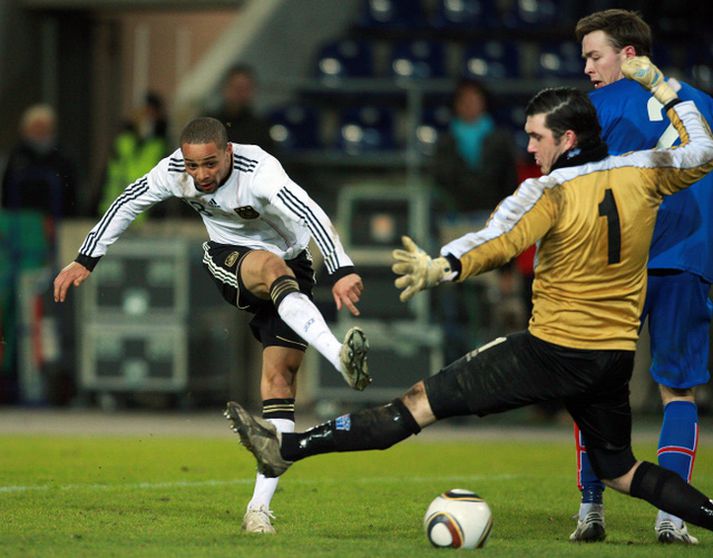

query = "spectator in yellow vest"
[[98, 92, 168, 220]]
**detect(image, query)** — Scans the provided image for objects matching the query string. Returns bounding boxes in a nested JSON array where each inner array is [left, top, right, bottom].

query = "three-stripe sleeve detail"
[[79, 178, 150, 256], [276, 187, 339, 273]]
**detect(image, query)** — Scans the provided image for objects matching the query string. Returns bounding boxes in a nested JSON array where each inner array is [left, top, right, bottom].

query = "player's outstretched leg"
[[338, 326, 371, 391], [226, 397, 422, 478], [225, 402, 293, 478]]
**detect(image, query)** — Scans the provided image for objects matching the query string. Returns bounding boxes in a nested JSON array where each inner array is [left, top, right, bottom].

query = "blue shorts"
[[642, 270, 713, 389]]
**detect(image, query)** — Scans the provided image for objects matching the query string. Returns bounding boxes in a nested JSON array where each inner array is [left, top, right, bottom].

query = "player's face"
[[182, 142, 232, 193], [525, 113, 571, 174], [581, 30, 628, 88]]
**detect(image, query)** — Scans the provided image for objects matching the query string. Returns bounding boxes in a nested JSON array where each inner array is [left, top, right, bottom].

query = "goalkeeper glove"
[[622, 55, 678, 106], [392, 236, 452, 302]]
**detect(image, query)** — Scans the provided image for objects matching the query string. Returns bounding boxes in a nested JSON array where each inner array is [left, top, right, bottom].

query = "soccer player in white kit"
[[53, 117, 371, 534]]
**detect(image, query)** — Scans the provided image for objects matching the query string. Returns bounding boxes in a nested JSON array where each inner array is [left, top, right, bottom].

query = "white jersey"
[[78, 143, 353, 275]]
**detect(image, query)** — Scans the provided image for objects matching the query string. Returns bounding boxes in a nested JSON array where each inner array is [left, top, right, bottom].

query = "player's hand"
[[54, 261, 91, 303], [333, 273, 363, 317], [392, 236, 452, 302], [622, 55, 678, 106]]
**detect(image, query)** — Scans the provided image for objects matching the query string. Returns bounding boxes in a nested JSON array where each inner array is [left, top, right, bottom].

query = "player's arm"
[[393, 178, 558, 302], [265, 164, 362, 316], [622, 56, 713, 194], [441, 178, 558, 279], [277, 184, 362, 315], [53, 166, 169, 302]]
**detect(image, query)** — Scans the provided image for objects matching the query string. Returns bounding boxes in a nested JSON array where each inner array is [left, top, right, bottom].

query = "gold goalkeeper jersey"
[[441, 101, 713, 350]]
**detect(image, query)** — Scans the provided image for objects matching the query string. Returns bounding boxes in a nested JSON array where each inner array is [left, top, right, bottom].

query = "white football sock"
[[276, 292, 342, 370], [247, 418, 295, 510]]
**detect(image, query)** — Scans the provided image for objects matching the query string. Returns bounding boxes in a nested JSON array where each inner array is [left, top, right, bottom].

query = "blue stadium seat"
[[432, 0, 495, 29], [314, 39, 375, 79], [337, 105, 398, 153], [359, 0, 427, 29], [389, 40, 447, 79], [683, 42, 713, 90], [536, 41, 582, 79], [462, 40, 520, 79], [416, 103, 452, 156], [268, 104, 322, 151], [499, 0, 564, 29]]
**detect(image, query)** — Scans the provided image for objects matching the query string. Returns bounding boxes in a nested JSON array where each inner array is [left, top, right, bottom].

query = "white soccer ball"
[[423, 489, 493, 549]]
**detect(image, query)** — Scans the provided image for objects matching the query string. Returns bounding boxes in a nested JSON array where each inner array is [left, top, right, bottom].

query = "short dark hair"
[[179, 117, 228, 149], [526, 87, 601, 148], [453, 77, 492, 111], [224, 63, 256, 83], [575, 9, 652, 57]]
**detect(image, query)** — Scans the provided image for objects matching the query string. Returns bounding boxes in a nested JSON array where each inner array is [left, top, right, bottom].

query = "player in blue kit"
[[570, 9, 713, 544]]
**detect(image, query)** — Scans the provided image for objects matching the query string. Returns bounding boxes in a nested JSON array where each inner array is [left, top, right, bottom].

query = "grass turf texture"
[[1, 434, 711, 557]]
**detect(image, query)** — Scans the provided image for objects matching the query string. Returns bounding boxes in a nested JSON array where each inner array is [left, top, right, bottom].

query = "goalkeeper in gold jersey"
[[224, 57, 713, 540]]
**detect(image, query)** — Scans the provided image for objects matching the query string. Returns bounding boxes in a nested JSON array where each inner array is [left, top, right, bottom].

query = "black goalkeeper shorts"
[[425, 330, 636, 479], [201, 241, 316, 350]]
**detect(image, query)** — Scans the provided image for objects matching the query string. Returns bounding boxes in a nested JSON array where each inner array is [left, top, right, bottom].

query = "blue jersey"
[[590, 78, 713, 282]]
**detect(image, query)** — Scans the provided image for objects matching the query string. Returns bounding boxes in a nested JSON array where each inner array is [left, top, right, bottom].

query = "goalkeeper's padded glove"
[[622, 55, 678, 106], [392, 236, 452, 302]]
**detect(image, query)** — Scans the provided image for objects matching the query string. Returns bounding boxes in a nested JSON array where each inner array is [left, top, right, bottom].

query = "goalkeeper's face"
[[581, 30, 630, 88], [525, 113, 574, 174]]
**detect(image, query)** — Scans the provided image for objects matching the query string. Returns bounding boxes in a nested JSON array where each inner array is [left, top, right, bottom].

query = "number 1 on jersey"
[[598, 189, 621, 264]]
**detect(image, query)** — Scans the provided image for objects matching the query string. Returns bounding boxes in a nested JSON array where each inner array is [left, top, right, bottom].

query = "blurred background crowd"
[[1, 0, 712, 416]]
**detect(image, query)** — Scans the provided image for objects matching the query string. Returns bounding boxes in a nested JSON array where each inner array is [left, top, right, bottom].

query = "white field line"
[[0, 474, 520, 495]]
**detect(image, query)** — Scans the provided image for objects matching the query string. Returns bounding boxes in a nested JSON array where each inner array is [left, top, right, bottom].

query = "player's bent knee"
[[401, 381, 437, 428], [587, 446, 637, 491]]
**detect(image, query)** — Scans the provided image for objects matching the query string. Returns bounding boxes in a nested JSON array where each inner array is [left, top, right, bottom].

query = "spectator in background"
[[206, 64, 275, 154], [430, 79, 520, 363], [1, 104, 78, 218], [432, 78, 517, 215], [1, 103, 77, 404], [98, 92, 169, 219]]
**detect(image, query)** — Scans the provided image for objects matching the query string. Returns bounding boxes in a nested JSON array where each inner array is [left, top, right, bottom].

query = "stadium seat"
[[389, 40, 447, 80], [268, 104, 322, 151], [535, 41, 582, 79], [499, 0, 564, 29], [416, 102, 452, 156], [358, 0, 427, 29], [683, 42, 713, 90], [462, 40, 520, 79], [336, 105, 398, 153], [314, 38, 375, 79], [431, 0, 495, 29]]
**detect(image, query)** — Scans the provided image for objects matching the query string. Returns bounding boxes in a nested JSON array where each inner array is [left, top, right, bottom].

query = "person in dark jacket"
[[1, 104, 78, 218], [207, 64, 275, 154], [432, 78, 517, 213]]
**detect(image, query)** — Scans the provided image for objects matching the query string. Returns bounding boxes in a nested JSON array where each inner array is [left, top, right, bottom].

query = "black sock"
[[280, 398, 421, 462], [630, 461, 713, 530], [262, 398, 295, 422]]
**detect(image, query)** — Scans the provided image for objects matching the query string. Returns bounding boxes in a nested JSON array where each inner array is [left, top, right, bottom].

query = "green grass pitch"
[[1, 431, 712, 557]]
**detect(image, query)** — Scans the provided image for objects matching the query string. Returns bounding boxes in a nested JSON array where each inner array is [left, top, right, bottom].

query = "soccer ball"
[[423, 489, 493, 549]]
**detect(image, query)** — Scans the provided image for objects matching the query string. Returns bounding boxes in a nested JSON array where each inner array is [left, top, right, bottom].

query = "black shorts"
[[201, 241, 316, 350], [425, 330, 636, 479]]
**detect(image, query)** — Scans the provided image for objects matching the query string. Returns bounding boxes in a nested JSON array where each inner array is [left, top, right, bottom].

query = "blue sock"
[[658, 400, 698, 482], [575, 424, 604, 504]]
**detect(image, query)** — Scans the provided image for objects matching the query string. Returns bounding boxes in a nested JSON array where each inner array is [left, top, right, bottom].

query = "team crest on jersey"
[[234, 206, 259, 219], [224, 251, 240, 268]]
